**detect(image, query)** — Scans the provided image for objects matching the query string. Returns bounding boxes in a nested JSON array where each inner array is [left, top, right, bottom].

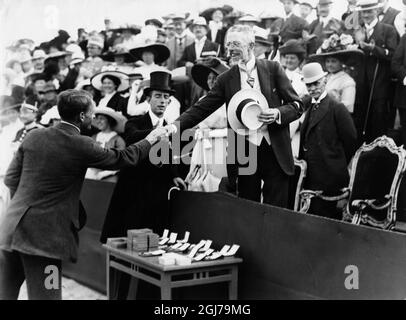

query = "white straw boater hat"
[[93, 106, 127, 133], [91, 70, 130, 92], [228, 89, 269, 135], [356, 0, 384, 11]]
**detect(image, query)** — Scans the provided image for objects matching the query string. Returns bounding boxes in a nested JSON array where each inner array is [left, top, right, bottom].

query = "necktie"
[[247, 76, 255, 88], [178, 37, 183, 48]]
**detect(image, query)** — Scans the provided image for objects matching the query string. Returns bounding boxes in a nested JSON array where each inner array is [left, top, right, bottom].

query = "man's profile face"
[[225, 31, 253, 65], [148, 90, 170, 117], [81, 102, 95, 130]]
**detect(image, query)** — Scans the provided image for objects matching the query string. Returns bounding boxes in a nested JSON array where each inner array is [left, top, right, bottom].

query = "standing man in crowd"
[[279, 0, 310, 44], [166, 25, 303, 207], [308, 0, 345, 54], [0, 90, 166, 300], [165, 14, 195, 71], [354, 0, 398, 142]]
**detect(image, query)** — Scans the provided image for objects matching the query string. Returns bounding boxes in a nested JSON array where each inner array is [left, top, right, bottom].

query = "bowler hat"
[[191, 58, 229, 91], [302, 62, 328, 84], [228, 89, 270, 135], [143, 71, 175, 96]]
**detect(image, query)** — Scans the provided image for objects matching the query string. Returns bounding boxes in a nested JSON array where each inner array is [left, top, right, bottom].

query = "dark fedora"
[[143, 71, 175, 96], [279, 39, 307, 55], [191, 57, 229, 91], [129, 42, 170, 64]]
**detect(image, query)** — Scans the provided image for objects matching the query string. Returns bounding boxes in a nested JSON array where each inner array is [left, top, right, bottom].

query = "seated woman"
[[85, 106, 127, 181], [310, 33, 363, 114], [186, 57, 230, 187], [90, 70, 130, 116]]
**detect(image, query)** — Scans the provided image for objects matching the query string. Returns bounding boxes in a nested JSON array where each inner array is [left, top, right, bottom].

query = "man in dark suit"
[[300, 63, 357, 219], [100, 72, 184, 299], [177, 17, 220, 67], [392, 34, 406, 145], [354, 0, 398, 142], [0, 90, 166, 300], [166, 25, 303, 207], [307, 0, 345, 54], [178, 16, 220, 105], [279, 0, 310, 44]]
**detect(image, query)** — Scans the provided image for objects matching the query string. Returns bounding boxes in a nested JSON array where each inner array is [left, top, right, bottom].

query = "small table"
[[103, 244, 242, 300]]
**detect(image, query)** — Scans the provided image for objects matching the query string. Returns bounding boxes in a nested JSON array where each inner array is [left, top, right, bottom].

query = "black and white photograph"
[[1, 0, 406, 305]]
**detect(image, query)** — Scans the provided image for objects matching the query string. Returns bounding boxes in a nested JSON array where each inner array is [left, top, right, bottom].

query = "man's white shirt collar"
[[365, 18, 379, 30], [312, 91, 328, 104], [148, 109, 164, 127], [195, 36, 207, 44], [239, 55, 256, 74]]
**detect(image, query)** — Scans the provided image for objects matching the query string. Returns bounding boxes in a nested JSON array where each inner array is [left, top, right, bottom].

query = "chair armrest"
[[351, 195, 392, 211], [299, 189, 350, 214]]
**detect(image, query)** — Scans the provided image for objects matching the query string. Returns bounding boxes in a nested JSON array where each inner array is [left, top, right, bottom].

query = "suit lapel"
[[370, 22, 382, 42], [304, 95, 330, 141], [228, 65, 241, 99], [256, 59, 272, 102]]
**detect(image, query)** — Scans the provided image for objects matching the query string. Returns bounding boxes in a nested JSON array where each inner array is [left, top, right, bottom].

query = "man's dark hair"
[[57, 89, 93, 122]]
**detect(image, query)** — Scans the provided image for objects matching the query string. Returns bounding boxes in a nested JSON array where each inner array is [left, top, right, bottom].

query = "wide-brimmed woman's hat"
[[93, 106, 127, 133], [191, 58, 229, 91], [91, 70, 130, 92], [228, 89, 269, 135], [309, 33, 364, 65], [279, 39, 307, 56], [143, 71, 176, 96], [129, 42, 170, 64], [200, 5, 234, 21], [101, 46, 136, 63]]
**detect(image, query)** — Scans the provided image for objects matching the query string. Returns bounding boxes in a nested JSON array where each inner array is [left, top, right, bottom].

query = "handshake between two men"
[[143, 107, 282, 145]]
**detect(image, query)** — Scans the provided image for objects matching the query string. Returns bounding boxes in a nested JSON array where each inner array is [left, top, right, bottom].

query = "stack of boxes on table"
[[106, 228, 240, 267]]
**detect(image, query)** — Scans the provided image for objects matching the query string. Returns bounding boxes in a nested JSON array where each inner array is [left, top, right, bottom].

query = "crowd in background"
[[1, 0, 406, 217]]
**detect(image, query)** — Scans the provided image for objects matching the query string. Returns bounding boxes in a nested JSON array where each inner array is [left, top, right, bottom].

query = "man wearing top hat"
[[354, 0, 398, 142], [166, 25, 303, 207], [280, 0, 310, 44], [300, 63, 357, 219], [308, 0, 345, 54], [100, 72, 184, 299]]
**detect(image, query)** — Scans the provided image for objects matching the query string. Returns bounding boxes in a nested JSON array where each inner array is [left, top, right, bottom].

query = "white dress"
[[285, 68, 307, 158]]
